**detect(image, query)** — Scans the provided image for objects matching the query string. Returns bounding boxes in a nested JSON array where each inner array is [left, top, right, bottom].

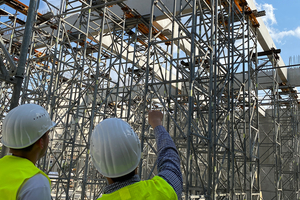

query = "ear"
[[37, 137, 44, 149], [106, 177, 114, 185]]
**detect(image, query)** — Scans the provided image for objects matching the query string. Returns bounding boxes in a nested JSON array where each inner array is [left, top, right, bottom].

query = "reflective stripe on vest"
[[99, 176, 177, 200], [0, 155, 51, 200]]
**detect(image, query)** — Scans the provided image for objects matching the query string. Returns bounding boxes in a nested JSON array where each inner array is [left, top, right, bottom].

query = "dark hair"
[[10, 132, 48, 152], [111, 169, 136, 183]]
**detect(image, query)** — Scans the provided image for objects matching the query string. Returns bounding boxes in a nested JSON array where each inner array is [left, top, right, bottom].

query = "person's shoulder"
[[17, 173, 51, 200], [31, 173, 49, 182], [23, 173, 50, 189]]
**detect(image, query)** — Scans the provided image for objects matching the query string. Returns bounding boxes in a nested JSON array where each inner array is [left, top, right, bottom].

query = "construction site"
[[1, 0, 300, 199]]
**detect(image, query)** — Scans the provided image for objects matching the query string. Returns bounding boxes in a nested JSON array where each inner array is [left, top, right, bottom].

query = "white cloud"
[[270, 27, 300, 42], [295, 27, 300, 38], [261, 4, 277, 25], [255, 1, 300, 43]]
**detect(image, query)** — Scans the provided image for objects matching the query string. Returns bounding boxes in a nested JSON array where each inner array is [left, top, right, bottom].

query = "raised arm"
[[148, 110, 183, 199]]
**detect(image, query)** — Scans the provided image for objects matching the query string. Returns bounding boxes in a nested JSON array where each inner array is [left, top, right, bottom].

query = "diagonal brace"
[[0, 35, 17, 75]]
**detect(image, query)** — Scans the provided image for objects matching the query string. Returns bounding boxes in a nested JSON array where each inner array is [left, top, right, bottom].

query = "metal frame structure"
[[258, 53, 300, 200], [145, 0, 261, 199], [0, 0, 299, 199]]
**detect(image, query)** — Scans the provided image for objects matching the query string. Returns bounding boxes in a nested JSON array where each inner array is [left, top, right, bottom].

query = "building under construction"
[[0, 0, 300, 199]]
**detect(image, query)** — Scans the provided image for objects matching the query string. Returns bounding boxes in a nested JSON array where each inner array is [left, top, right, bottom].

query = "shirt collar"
[[104, 174, 141, 194]]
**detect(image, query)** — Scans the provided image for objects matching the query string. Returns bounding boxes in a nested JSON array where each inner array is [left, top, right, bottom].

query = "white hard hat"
[[90, 118, 141, 178], [1, 104, 56, 149]]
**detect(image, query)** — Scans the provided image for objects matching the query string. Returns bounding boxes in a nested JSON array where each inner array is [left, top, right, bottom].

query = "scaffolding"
[[258, 52, 300, 200], [0, 0, 299, 199]]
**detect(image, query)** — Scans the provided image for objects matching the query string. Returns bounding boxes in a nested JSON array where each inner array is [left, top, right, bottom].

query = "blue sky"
[[254, 0, 300, 65]]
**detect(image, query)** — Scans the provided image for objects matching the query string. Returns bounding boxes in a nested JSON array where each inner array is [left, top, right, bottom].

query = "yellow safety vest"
[[99, 176, 177, 200], [0, 155, 51, 200]]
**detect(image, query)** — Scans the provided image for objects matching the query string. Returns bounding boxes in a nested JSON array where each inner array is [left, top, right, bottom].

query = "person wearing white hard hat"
[[90, 110, 183, 199], [0, 104, 56, 200]]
